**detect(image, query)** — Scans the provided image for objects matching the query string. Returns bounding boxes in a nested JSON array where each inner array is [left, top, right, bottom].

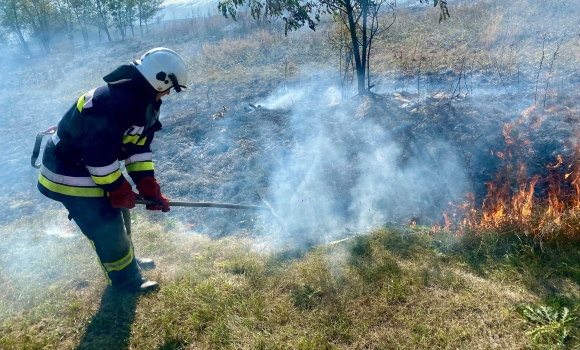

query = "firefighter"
[[37, 47, 187, 293]]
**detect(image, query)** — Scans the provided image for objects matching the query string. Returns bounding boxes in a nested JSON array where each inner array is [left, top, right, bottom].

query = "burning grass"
[[442, 115, 580, 242]]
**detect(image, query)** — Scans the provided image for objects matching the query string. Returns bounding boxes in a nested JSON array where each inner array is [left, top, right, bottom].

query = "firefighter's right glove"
[[109, 179, 137, 209], [136, 177, 171, 212]]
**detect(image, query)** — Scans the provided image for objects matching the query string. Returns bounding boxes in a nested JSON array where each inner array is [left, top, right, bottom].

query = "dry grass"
[[368, 0, 580, 95]]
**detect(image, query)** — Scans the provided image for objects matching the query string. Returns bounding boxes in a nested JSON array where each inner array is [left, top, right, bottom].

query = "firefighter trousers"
[[60, 197, 142, 287]]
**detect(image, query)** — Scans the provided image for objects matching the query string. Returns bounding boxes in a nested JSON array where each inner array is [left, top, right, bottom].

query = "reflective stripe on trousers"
[[60, 197, 141, 287]]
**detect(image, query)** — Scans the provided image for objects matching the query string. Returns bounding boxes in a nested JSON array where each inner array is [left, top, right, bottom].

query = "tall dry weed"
[[479, 13, 504, 49]]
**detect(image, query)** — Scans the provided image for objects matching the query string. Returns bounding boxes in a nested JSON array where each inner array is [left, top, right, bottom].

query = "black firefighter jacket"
[[38, 65, 163, 202]]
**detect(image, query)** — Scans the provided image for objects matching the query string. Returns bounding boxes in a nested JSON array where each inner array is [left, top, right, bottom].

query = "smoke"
[[0, 209, 100, 318], [257, 75, 469, 248], [349, 140, 466, 229]]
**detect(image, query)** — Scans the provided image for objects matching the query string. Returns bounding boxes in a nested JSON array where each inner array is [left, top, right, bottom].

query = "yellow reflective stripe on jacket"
[[123, 134, 147, 146], [76, 94, 85, 112], [126, 161, 154, 173], [38, 173, 105, 197], [102, 244, 134, 272], [91, 169, 122, 185], [76, 89, 96, 112]]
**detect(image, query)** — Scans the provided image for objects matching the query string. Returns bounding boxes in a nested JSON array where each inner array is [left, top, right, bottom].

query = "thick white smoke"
[[257, 75, 469, 248]]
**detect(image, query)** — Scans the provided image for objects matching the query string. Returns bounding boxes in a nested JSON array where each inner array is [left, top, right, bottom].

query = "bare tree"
[[332, 0, 396, 92]]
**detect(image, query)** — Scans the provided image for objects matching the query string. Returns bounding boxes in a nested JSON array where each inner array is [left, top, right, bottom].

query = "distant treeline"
[[0, 0, 165, 55]]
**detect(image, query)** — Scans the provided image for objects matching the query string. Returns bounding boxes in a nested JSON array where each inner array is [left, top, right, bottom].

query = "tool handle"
[[135, 199, 270, 211]]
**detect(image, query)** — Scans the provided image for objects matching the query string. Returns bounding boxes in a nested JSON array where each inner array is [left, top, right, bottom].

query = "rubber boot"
[[120, 277, 160, 294], [136, 257, 156, 270]]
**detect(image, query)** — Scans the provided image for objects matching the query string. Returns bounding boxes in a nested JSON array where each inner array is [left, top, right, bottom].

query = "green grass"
[[2, 209, 580, 349]]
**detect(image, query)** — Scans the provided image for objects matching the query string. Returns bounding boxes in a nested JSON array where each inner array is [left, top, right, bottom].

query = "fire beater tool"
[[135, 199, 270, 211], [31, 128, 285, 226], [124, 198, 284, 239], [122, 199, 280, 236], [135, 198, 285, 229]]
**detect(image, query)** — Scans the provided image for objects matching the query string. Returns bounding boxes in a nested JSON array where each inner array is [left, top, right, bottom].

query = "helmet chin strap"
[[168, 73, 181, 93]]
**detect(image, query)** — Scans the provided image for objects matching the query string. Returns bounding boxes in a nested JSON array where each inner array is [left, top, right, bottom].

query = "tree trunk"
[[15, 29, 30, 56], [137, 0, 143, 36], [139, 13, 143, 35], [26, 0, 52, 54], [95, 0, 112, 41], [73, 9, 90, 47], [361, 0, 368, 92], [366, 36, 372, 90], [345, 1, 365, 95], [9, 1, 31, 56]]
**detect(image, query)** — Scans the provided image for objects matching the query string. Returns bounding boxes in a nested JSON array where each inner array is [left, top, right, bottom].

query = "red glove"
[[136, 177, 170, 212], [109, 179, 137, 209]]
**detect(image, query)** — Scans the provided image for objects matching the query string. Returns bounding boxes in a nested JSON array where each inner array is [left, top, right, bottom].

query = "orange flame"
[[512, 163, 540, 223], [445, 115, 580, 241], [502, 124, 515, 145]]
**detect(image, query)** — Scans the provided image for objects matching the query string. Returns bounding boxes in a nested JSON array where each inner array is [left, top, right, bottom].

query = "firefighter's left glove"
[[109, 179, 138, 209], [136, 177, 170, 212]]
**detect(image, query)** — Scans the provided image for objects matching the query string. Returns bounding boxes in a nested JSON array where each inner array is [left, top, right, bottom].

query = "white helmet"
[[132, 47, 187, 93]]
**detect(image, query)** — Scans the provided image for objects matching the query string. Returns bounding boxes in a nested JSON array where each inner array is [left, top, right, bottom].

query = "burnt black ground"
[[2, 23, 580, 246]]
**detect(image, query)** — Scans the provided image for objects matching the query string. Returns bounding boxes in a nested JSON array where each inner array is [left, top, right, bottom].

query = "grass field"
[[1, 208, 579, 349]]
